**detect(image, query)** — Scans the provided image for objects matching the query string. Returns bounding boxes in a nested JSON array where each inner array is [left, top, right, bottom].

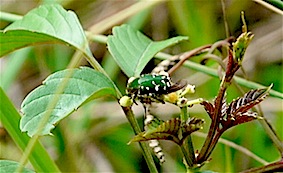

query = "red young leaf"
[[220, 86, 271, 130], [227, 87, 270, 116], [201, 101, 214, 120]]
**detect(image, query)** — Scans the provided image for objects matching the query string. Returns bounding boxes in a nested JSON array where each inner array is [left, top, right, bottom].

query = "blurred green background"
[[0, 0, 282, 172]]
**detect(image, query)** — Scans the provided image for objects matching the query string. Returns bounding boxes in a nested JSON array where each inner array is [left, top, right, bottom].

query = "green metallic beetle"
[[126, 72, 186, 103]]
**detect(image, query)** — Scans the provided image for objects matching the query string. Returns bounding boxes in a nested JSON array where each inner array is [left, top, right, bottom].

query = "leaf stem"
[[82, 48, 157, 172]]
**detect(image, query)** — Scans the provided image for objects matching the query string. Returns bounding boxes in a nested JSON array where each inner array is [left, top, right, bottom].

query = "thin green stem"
[[80, 40, 158, 170], [180, 107, 195, 168], [253, 0, 283, 15], [181, 145, 193, 168], [0, 11, 22, 22], [259, 116, 283, 155], [180, 106, 188, 122], [122, 106, 158, 173], [221, 0, 230, 38], [82, 48, 157, 171]]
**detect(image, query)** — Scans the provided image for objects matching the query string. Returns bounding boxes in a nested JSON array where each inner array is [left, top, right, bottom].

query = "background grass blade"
[[0, 87, 60, 172]]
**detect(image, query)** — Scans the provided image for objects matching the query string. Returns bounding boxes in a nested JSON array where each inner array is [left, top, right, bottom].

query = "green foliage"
[[107, 24, 188, 77], [20, 67, 117, 137], [0, 4, 92, 57], [0, 1, 282, 173], [0, 160, 35, 173]]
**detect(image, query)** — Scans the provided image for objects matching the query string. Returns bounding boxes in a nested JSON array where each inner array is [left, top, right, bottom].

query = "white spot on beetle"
[[155, 85, 159, 91], [166, 82, 171, 87], [161, 76, 166, 79]]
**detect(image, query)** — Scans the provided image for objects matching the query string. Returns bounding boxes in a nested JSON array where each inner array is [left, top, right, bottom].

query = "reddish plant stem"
[[203, 130, 226, 161], [240, 159, 283, 173], [197, 48, 236, 164], [196, 82, 228, 163], [168, 45, 212, 75]]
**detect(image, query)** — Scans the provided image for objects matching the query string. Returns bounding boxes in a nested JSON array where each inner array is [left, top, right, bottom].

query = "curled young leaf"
[[232, 13, 254, 64], [226, 16, 254, 81], [232, 31, 254, 64]]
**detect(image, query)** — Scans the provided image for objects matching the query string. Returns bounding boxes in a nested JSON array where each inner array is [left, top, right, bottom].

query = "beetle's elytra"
[[126, 73, 172, 97]]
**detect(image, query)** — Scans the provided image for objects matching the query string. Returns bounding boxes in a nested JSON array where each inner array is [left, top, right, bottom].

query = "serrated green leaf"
[[0, 160, 35, 173], [20, 67, 116, 137], [129, 118, 181, 144], [107, 24, 188, 77], [0, 4, 92, 57]]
